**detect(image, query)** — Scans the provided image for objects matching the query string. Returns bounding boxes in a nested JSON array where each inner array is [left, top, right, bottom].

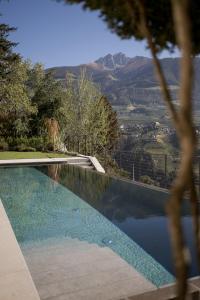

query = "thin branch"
[[171, 0, 200, 267], [169, 0, 197, 298], [135, 0, 179, 130], [135, 0, 197, 299]]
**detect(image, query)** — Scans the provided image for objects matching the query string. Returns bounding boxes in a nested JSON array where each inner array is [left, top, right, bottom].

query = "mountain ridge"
[[47, 53, 200, 107]]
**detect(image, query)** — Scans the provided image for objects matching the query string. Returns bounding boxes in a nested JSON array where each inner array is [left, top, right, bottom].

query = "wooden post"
[[132, 162, 135, 181]]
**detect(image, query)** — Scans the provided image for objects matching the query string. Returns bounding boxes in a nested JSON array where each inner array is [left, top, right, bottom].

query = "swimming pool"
[[0, 164, 197, 288]]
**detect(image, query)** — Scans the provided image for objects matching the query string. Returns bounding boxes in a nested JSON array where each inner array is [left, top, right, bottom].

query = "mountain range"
[[47, 53, 200, 108]]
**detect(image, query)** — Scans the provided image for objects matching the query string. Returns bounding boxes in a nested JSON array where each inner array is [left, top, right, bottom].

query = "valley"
[[48, 53, 200, 188], [48, 52, 200, 129]]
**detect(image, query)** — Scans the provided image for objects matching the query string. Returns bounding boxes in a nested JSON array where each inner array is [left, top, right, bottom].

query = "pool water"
[[39, 164, 198, 277], [0, 164, 198, 286]]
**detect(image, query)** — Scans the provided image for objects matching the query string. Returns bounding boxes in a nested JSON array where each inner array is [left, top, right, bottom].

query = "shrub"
[[5, 136, 49, 151], [0, 138, 9, 151], [139, 175, 157, 186], [15, 144, 36, 152], [6, 136, 29, 150], [15, 137, 29, 147], [28, 137, 46, 151], [96, 153, 130, 179], [46, 142, 54, 151], [6, 137, 16, 149], [22, 146, 36, 152]]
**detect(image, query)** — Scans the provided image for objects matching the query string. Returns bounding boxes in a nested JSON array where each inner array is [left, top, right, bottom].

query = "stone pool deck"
[[0, 201, 40, 300], [0, 157, 87, 166], [126, 278, 200, 299], [22, 238, 156, 300]]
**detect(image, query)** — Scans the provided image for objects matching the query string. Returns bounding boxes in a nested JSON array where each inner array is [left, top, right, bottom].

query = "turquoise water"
[[0, 165, 174, 286]]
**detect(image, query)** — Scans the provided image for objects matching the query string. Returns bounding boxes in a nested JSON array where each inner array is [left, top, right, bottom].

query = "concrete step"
[[66, 158, 89, 164], [67, 157, 95, 170], [79, 165, 94, 170], [67, 161, 91, 166], [68, 164, 94, 170]]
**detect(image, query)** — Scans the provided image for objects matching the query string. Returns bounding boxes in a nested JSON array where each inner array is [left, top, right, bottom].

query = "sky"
[[1, 0, 179, 68]]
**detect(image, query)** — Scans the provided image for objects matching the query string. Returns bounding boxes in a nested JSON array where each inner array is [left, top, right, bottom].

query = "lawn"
[[0, 151, 68, 160]]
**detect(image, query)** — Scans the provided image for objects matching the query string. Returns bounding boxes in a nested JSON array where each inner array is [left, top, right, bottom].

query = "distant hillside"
[[47, 53, 200, 108]]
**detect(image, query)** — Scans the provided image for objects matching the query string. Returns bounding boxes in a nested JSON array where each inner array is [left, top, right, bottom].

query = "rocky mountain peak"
[[113, 52, 131, 65], [95, 52, 131, 70]]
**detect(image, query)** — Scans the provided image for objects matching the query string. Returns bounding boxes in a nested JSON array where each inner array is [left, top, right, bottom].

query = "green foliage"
[[0, 22, 119, 156], [0, 27, 37, 137], [28, 136, 48, 150], [139, 175, 157, 186], [5, 136, 49, 151], [95, 96, 119, 150], [15, 145, 36, 152], [26, 62, 45, 97], [63, 70, 119, 153], [30, 70, 65, 135], [96, 152, 130, 178], [0, 138, 9, 151], [62, 69, 100, 136], [0, 23, 20, 79], [0, 24, 64, 139], [0, 152, 68, 160]]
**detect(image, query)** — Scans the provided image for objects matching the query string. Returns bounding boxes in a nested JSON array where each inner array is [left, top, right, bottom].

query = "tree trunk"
[[168, 1, 200, 298], [135, 0, 200, 299]]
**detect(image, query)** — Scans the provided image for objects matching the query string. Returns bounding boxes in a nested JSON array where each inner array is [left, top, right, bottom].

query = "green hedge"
[[0, 136, 50, 152]]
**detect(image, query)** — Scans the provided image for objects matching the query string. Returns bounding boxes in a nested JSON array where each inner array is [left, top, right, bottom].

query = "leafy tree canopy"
[[0, 23, 20, 79], [0, 20, 119, 152], [0, 23, 36, 137], [63, 70, 119, 151]]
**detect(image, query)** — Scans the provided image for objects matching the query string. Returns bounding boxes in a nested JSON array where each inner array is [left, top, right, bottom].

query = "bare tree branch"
[[168, 0, 197, 298], [134, 0, 199, 299], [135, 0, 179, 130]]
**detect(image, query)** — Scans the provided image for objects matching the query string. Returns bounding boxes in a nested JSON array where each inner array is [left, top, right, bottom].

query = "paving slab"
[[0, 201, 40, 300], [127, 281, 200, 300], [0, 158, 71, 165], [189, 276, 200, 289], [22, 238, 156, 300]]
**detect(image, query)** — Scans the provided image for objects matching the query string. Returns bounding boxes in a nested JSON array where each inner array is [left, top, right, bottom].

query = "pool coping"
[[125, 277, 200, 299], [0, 157, 79, 165], [0, 156, 106, 173], [0, 200, 40, 300]]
